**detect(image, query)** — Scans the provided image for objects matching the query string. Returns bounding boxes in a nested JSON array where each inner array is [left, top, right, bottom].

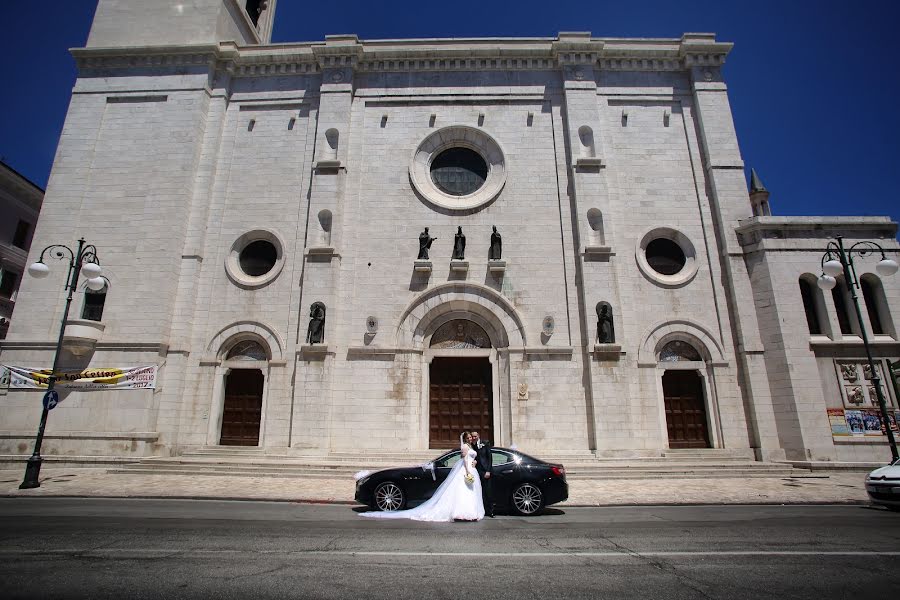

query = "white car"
[[866, 458, 900, 510]]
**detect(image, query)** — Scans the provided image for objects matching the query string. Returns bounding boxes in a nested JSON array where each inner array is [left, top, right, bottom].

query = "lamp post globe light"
[[817, 235, 899, 462], [19, 238, 102, 490]]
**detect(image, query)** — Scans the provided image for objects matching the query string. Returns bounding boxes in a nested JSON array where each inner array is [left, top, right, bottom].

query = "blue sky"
[[1, 0, 898, 225]]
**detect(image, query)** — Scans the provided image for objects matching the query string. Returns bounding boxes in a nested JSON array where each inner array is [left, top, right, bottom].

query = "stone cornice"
[[0, 162, 44, 210], [735, 216, 899, 248], [70, 32, 733, 77]]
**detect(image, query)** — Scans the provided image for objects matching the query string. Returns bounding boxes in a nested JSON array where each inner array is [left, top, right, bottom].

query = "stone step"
[[110, 456, 806, 480], [107, 464, 807, 480]]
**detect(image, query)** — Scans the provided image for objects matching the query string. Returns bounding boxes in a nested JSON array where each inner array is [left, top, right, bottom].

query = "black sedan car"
[[355, 447, 567, 515]]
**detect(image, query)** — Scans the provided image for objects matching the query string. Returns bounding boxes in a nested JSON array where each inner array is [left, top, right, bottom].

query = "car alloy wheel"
[[374, 482, 405, 511], [512, 483, 543, 515]]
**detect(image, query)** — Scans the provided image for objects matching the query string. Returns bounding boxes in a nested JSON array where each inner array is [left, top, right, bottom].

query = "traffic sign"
[[42, 390, 59, 411]]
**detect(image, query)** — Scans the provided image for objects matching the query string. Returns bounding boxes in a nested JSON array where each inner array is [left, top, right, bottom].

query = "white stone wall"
[[3, 29, 897, 465]]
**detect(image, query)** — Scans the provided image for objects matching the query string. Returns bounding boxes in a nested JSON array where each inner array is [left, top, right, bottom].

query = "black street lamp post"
[[817, 235, 899, 463], [19, 238, 103, 489]]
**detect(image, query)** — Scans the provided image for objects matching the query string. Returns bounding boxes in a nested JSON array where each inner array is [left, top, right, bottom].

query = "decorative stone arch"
[[395, 281, 526, 349], [396, 282, 524, 450], [206, 320, 285, 362], [204, 320, 284, 447], [637, 319, 727, 450], [636, 319, 726, 367]]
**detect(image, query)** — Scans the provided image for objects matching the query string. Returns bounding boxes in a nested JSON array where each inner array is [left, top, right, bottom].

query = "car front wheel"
[[373, 481, 406, 511], [512, 483, 544, 515]]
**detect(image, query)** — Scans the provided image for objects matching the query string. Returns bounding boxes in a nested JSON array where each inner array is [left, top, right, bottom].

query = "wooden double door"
[[429, 357, 493, 449], [219, 369, 264, 446], [662, 370, 710, 448]]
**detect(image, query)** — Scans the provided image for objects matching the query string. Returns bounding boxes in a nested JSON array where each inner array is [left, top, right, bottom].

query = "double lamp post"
[[19, 238, 104, 489], [816, 236, 899, 462]]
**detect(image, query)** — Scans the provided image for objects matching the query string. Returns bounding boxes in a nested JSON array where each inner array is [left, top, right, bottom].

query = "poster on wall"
[[862, 409, 884, 436], [844, 410, 865, 435], [0, 365, 157, 390], [827, 408, 850, 437]]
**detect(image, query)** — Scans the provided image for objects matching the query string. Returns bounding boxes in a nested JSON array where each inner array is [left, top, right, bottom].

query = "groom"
[[471, 431, 494, 518]]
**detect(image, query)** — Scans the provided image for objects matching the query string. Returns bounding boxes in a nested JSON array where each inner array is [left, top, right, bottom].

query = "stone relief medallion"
[[518, 383, 529, 401], [703, 70, 713, 81], [330, 70, 345, 82], [430, 319, 491, 349], [366, 316, 378, 334], [840, 364, 859, 382], [846, 386, 864, 406]]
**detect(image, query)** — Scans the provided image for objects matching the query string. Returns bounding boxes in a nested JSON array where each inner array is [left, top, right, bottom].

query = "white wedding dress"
[[360, 444, 485, 522]]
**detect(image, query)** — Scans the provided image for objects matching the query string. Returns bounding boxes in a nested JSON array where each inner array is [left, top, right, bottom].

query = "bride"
[[360, 431, 485, 522]]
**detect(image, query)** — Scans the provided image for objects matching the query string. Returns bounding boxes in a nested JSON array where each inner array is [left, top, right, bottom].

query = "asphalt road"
[[1, 499, 899, 599]]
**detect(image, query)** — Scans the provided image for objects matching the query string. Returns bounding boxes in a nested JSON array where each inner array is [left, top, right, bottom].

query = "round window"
[[409, 126, 506, 211], [430, 148, 488, 196], [635, 228, 698, 288], [645, 238, 686, 275], [225, 230, 285, 289], [239, 240, 277, 276]]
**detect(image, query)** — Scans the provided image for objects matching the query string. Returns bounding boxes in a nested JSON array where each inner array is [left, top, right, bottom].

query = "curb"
[[0, 494, 870, 508]]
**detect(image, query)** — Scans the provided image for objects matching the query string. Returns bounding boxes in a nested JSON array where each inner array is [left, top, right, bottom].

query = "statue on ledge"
[[306, 301, 326, 344], [452, 226, 466, 260], [417, 227, 437, 260], [489, 225, 502, 260], [596, 301, 614, 344]]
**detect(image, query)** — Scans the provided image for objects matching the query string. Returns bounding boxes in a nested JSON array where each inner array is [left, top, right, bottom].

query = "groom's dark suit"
[[474, 440, 494, 517]]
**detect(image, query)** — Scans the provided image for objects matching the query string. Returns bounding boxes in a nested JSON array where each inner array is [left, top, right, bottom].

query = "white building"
[[0, 162, 43, 340], [1, 0, 898, 468]]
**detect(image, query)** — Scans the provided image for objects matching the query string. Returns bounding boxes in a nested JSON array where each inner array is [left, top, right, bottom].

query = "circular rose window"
[[225, 230, 286, 289], [635, 228, 699, 288], [409, 126, 506, 211], [430, 148, 488, 196], [239, 240, 278, 276]]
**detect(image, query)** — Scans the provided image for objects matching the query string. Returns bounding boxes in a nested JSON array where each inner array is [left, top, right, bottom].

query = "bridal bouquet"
[[464, 473, 475, 484]]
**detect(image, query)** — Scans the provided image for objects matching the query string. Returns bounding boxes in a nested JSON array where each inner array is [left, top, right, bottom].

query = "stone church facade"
[[1, 0, 898, 466]]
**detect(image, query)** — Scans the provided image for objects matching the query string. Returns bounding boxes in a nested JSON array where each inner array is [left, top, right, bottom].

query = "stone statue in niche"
[[489, 225, 502, 260], [417, 227, 437, 260], [596, 302, 615, 344], [452, 226, 466, 260], [840, 364, 858, 383], [306, 301, 326, 344]]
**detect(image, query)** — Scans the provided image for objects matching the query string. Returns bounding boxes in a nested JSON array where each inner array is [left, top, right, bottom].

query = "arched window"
[[861, 275, 893, 336], [81, 283, 107, 322], [226, 340, 268, 361], [658, 340, 702, 362], [831, 279, 856, 335], [798, 276, 823, 335]]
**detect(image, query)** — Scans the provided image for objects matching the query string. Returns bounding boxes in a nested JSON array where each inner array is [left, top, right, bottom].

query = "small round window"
[[636, 228, 698, 288], [430, 148, 488, 196], [239, 240, 277, 276], [225, 230, 285, 289], [645, 238, 686, 275]]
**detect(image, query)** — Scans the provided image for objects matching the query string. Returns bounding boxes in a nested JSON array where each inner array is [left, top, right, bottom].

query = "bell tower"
[[86, 0, 278, 48]]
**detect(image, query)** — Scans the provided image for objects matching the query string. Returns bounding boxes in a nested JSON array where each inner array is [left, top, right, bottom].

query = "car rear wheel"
[[373, 481, 406, 511], [512, 483, 544, 515]]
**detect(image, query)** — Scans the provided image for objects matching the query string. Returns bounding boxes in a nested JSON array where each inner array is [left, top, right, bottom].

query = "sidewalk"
[[0, 468, 871, 506]]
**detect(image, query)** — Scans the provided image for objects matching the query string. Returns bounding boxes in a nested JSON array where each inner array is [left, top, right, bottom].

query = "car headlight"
[[358, 476, 371, 487]]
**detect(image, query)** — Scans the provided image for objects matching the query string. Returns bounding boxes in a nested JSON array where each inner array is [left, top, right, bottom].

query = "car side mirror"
[[423, 462, 436, 481]]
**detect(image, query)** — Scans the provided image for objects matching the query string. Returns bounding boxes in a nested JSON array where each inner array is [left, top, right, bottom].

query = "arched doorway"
[[427, 320, 493, 449], [216, 339, 269, 446], [659, 341, 710, 448], [220, 369, 264, 445]]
